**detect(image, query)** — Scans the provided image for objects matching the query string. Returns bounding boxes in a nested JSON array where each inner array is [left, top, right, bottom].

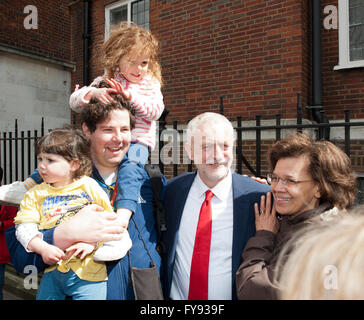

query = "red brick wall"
[[321, 0, 364, 120], [69, 0, 364, 124], [0, 0, 72, 62], [151, 0, 310, 124], [69, 0, 115, 88], [67, 0, 364, 131], [88, 0, 109, 82], [69, 2, 85, 90]]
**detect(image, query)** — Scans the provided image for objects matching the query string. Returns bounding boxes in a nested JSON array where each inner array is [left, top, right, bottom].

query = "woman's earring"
[[115, 66, 120, 73]]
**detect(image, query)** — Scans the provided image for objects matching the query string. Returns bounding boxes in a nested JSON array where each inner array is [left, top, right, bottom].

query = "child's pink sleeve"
[[129, 77, 164, 121], [69, 77, 103, 113]]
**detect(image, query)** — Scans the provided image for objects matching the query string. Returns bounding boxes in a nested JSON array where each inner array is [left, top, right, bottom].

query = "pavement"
[[2, 264, 36, 300], [3, 287, 23, 300]]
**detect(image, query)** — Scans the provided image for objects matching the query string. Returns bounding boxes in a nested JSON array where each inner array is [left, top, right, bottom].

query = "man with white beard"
[[161, 112, 270, 300]]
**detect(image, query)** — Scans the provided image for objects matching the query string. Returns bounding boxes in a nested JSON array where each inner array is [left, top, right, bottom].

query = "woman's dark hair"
[[268, 133, 357, 209]]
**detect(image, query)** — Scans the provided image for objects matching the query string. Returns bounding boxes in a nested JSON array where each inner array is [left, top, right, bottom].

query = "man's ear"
[[82, 123, 91, 139]]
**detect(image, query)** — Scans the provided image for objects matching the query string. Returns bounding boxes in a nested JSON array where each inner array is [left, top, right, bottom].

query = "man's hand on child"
[[56, 204, 125, 246]]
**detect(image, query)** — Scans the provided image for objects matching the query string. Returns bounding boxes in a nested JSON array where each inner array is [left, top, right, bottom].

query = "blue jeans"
[[115, 142, 150, 212], [36, 269, 107, 300], [127, 142, 149, 165], [0, 264, 5, 300]]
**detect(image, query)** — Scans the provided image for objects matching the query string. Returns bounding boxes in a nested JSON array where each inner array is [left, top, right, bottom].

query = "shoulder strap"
[[144, 164, 167, 253]]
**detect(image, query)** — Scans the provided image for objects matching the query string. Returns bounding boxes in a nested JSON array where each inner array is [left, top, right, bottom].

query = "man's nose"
[[214, 145, 225, 160], [111, 131, 122, 142]]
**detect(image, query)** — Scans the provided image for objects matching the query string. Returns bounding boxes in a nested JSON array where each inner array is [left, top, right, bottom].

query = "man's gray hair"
[[185, 112, 234, 144]]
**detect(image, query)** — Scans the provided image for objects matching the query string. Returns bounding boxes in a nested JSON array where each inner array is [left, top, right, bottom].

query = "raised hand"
[[254, 192, 279, 234], [104, 78, 131, 101]]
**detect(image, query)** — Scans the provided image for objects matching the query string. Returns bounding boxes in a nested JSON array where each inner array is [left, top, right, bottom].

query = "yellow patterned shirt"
[[14, 176, 114, 282]]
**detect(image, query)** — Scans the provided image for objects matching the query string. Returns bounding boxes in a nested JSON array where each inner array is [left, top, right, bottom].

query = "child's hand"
[[104, 78, 132, 101], [65, 242, 96, 260], [86, 87, 118, 105], [40, 243, 66, 265]]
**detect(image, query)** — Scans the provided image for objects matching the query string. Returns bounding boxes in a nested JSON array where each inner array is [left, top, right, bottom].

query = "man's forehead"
[[194, 123, 233, 140], [96, 109, 130, 127]]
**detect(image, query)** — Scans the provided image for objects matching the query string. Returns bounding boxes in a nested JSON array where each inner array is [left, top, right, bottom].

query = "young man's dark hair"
[[81, 80, 136, 133]]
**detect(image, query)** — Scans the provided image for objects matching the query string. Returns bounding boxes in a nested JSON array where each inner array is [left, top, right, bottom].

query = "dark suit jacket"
[[161, 171, 270, 300]]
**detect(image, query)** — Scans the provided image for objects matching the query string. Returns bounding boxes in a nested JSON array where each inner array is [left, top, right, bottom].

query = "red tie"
[[188, 190, 214, 300]]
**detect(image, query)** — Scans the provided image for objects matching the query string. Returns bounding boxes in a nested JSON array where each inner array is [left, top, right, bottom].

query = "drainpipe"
[[83, 0, 90, 86], [310, 0, 330, 139]]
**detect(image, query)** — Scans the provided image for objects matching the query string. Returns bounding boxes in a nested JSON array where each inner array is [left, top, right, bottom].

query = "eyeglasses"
[[267, 173, 313, 187]]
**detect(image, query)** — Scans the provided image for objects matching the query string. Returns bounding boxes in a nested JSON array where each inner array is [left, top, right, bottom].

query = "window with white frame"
[[105, 0, 149, 39], [335, 0, 364, 69]]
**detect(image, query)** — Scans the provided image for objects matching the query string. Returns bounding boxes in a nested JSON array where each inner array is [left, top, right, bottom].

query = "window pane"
[[350, 25, 364, 60], [350, 0, 362, 8], [131, 0, 149, 29], [349, 0, 364, 61], [110, 5, 128, 27]]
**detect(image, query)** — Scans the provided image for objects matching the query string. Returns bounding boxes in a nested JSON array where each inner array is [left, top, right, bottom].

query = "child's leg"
[[63, 270, 107, 300], [36, 269, 66, 300], [115, 143, 149, 212], [93, 229, 132, 262], [127, 142, 150, 165]]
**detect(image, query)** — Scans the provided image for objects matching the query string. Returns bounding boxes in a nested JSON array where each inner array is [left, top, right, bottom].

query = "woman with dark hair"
[[236, 133, 357, 300]]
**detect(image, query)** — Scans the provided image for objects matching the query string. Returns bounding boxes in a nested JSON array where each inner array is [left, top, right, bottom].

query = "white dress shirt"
[[170, 171, 234, 300]]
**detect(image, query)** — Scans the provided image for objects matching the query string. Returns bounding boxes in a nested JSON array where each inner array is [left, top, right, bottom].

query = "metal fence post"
[[255, 115, 261, 177], [345, 109, 350, 157]]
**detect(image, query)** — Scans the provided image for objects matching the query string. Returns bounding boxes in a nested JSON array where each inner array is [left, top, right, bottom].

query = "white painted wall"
[[0, 52, 71, 133]]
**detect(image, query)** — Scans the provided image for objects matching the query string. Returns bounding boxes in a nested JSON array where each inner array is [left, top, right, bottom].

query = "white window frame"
[[105, 0, 149, 40], [334, 0, 364, 70], [105, 0, 132, 40]]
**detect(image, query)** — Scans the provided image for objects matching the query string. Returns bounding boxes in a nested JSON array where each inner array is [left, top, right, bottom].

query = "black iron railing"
[[1, 99, 364, 183]]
